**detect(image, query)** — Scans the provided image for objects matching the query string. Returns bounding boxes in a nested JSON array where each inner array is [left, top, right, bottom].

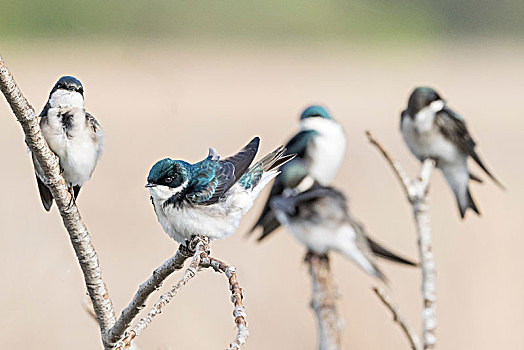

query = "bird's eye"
[[164, 177, 173, 183]]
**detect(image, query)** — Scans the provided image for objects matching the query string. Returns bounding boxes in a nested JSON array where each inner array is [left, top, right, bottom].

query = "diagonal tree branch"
[[106, 244, 195, 345], [366, 131, 436, 350], [0, 53, 117, 347], [307, 252, 343, 350], [373, 287, 421, 350]]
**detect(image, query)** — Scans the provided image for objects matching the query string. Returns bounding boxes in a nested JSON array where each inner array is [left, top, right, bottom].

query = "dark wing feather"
[[366, 237, 417, 266], [436, 108, 504, 188], [36, 175, 53, 211], [188, 138, 259, 205], [285, 130, 318, 158], [223, 137, 260, 182], [86, 112, 101, 133], [251, 131, 317, 240]]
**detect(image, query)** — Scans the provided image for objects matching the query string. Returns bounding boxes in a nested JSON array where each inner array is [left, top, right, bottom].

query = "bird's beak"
[[145, 183, 156, 188]]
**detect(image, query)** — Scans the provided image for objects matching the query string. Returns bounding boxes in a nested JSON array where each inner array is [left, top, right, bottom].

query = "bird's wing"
[[436, 107, 504, 188], [86, 112, 104, 158], [285, 129, 318, 158], [35, 174, 53, 211], [250, 130, 317, 240], [188, 137, 260, 205], [222, 137, 260, 182]]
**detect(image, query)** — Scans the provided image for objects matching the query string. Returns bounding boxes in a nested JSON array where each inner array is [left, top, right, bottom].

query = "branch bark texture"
[[307, 253, 343, 350], [366, 131, 436, 350]]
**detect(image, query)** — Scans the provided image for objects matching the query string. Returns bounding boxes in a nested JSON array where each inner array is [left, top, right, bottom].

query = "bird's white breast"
[[40, 107, 101, 186], [300, 118, 346, 185], [150, 171, 278, 244], [401, 102, 460, 165]]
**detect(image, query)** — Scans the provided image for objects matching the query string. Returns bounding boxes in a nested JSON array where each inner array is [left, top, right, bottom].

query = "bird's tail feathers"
[[458, 186, 481, 219], [251, 145, 295, 173], [471, 152, 505, 190], [366, 237, 418, 267]]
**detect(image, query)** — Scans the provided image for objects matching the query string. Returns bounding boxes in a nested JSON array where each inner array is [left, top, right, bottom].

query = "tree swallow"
[[400, 87, 504, 218], [270, 183, 416, 282], [32, 76, 103, 211], [146, 137, 295, 245], [251, 105, 346, 240]]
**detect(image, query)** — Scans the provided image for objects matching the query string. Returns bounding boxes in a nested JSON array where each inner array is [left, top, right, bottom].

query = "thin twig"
[[115, 240, 207, 350], [115, 236, 249, 350], [203, 256, 249, 350], [366, 131, 436, 350], [373, 287, 421, 350], [365, 131, 413, 198], [107, 244, 194, 345], [307, 252, 343, 350], [0, 54, 117, 348]]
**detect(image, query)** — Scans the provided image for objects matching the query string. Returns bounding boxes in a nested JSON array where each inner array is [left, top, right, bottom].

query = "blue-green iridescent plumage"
[[300, 105, 332, 120], [147, 137, 261, 206]]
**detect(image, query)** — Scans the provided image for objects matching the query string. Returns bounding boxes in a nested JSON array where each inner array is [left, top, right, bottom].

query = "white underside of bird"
[[401, 100, 470, 210], [274, 210, 379, 278], [37, 106, 101, 186], [150, 171, 279, 243], [34, 90, 102, 187], [300, 117, 346, 185]]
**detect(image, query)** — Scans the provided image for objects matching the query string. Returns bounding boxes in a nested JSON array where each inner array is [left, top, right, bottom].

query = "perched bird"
[[146, 137, 294, 245], [400, 87, 504, 218], [270, 183, 417, 282], [251, 105, 346, 240], [32, 76, 103, 211]]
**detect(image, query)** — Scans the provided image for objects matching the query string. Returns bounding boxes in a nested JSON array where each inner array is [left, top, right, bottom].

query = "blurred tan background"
[[1, 2, 524, 349]]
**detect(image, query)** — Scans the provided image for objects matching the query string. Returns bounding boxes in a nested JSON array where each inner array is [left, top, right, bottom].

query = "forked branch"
[[366, 131, 436, 350], [115, 236, 249, 350]]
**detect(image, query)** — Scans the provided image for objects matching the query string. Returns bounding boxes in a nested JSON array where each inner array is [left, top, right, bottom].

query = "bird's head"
[[299, 105, 332, 120], [407, 87, 445, 116], [49, 76, 85, 108], [146, 159, 191, 201]]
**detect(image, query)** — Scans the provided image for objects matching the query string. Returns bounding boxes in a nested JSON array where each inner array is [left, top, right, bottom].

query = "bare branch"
[[115, 236, 249, 350], [307, 252, 344, 350], [366, 131, 436, 350], [365, 131, 413, 198], [107, 245, 194, 345], [373, 287, 421, 350], [203, 256, 249, 350], [412, 159, 436, 349], [0, 54, 117, 347]]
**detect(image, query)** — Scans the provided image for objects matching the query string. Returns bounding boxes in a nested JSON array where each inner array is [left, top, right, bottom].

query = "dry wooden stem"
[[107, 244, 195, 345], [0, 53, 117, 348], [373, 287, 421, 350], [366, 131, 436, 350], [115, 236, 249, 350], [307, 252, 343, 350]]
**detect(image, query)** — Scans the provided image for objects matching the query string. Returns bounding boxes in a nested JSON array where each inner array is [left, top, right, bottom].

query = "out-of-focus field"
[[0, 41, 523, 349]]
